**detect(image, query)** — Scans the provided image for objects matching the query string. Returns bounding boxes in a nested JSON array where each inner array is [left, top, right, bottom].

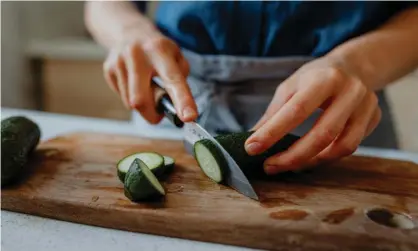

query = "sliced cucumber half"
[[124, 158, 165, 201], [193, 139, 226, 183], [117, 152, 164, 182]]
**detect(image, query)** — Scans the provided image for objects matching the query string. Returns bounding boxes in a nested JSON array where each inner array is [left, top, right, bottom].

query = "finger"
[[153, 56, 197, 121], [245, 79, 335, 156], [104, 69, 119, 94], [365, 106, 381, 137], [146, 42, 197, 121], [312, 93, 378, 163], [251, 84, 295, 131], [263, 82, 366, 174], [103, 50, 121, 94], [125, 44, 163, 124], [177, 54, 190, 76], [115, 56, 129, 108]]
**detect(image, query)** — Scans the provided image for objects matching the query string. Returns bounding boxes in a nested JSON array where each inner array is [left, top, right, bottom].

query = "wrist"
[[325, 50, 378, 90], [118, 20, 163, 45]]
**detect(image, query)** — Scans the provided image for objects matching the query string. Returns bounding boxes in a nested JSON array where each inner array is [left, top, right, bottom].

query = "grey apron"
[[132, 49, 399, 149]]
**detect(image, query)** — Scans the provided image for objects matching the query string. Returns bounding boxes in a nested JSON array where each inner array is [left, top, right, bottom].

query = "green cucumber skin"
[[202, 131, 300, 177], [117, 170, 126, 184], [124, 158, 165, 201], [1, 116, 41, 186], [153, 163, 174, 180], [193, 139, 227, 183], [119, 164, 174, 183]]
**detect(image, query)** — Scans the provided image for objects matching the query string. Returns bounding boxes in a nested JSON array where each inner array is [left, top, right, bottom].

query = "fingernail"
[[182, 107, 196, 120], [245, 142, 262, 155], [264, 165, 277, 175]]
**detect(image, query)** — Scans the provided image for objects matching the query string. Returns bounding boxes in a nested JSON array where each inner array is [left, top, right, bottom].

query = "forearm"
[[84, 1, 160, 49], [327, 7, 418, 91]]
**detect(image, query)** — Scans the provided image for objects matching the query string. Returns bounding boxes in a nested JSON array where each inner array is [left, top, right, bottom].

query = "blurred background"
[[1, 1, 418, 152]]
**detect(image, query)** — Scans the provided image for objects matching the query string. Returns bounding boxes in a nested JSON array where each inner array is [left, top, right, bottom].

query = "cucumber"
[[117, 152, 164, 182], [124, 158, 165, 201], [161, 155, 175, 177], [117, 153, 175, 182], [1, 116, 41, 186], [163, 155, 175, 168], [194, 131, 300, 179], [193, 139, 226, 183]]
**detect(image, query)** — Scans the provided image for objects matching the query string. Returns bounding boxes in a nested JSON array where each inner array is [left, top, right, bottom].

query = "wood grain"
[[2, 132, 418, 251]]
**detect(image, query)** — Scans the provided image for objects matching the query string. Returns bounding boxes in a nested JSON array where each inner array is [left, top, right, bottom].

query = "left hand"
[[245, 57, 382, 175]]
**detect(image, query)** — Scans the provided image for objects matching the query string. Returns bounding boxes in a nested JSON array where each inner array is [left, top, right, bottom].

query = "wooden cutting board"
[[2, 132, 418, 251]]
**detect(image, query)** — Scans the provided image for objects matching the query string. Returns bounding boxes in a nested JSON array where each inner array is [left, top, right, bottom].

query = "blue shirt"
[[133, 1, 416, 57]]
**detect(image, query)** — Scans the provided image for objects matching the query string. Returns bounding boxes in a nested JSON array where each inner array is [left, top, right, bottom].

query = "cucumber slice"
[[193, 139, 226, 183], [155, 155, 175, 178], [194, 131, 300, 179], [124, 158, 165, 201], [117, 152, 164, 182], [163, 155, 175, 168]]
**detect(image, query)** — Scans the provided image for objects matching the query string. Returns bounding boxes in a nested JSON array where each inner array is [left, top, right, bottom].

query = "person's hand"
[[245, 57, 382, 174], [103, 33, 198, 124]]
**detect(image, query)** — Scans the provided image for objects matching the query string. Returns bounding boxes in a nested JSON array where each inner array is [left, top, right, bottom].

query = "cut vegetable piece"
[[117, 152, 164, 182], [124, 158, 165, 201], [157, 155, 175, 177], [193, 139, 226, 183], [1, 116, 41, 186], [163, 155, 175, 167], [194, 131, 300, 178]]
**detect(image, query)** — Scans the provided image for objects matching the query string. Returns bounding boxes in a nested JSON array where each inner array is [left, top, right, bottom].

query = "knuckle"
[[281, 156, 299, 167], [316, 127, 339, 145], [125, 42, 147, 63], [368, 92, 378, 106], [290, 102, 309, 118], [350, 79, 367, 97], [337, 141, 358, 156], [325, 67, 346, 85], [269, 154, 300, 167], [115, 55, 125, 68], [181, 59, 190, 75], [103, 59, 114, 72], [164, 73, 185, 85], [143, 37, 171, 53], [126, 41, 141, 55], [274, 84, 292, 98], [263, 128, 276, 141], [256, 127, 277, 146], [104, 49, 122, 70], [130, 95, 147, 110]]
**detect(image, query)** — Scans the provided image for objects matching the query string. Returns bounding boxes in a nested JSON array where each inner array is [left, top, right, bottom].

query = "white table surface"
[[1, 107, 417, 251]]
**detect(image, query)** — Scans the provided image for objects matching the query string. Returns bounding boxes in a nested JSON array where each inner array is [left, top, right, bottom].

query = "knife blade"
[[152, 77, 259, 200]]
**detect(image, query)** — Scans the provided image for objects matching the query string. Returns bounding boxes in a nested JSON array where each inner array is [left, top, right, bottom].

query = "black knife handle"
[[152, 79, 184, 128]]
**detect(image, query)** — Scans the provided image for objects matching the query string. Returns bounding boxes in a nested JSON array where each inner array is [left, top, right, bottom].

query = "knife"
[[152, 77, 259, 201]]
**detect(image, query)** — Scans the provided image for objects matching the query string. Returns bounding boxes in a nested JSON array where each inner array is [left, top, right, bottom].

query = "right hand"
[[103, 34, 198, 124]]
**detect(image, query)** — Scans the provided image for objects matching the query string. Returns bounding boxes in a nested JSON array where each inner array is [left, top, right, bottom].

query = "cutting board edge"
[[2, 195, 418, 251]]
